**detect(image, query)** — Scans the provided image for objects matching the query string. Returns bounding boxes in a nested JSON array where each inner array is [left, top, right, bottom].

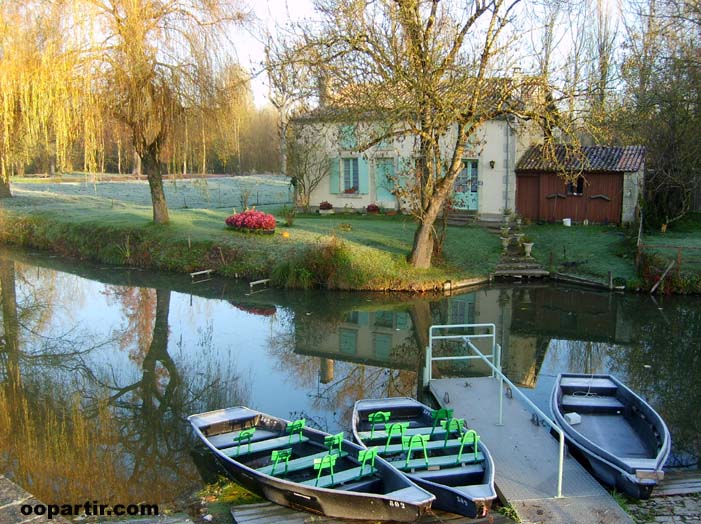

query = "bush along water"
[[636, 251, 701, 294], [225, 209, 276, 233]]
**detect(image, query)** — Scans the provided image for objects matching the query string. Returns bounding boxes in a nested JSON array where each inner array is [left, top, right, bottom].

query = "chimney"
[[317, 73, 331, 108]]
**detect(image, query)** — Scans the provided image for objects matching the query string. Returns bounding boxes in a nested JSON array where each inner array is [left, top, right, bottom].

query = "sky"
[[232, 0, 317, 107]]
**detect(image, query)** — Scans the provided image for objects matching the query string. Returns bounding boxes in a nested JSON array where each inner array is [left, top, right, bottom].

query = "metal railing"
[[424, 323, 565, 498]]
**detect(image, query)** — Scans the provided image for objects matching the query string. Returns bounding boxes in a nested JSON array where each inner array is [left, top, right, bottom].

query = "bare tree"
[[287, 130, 331, 211]]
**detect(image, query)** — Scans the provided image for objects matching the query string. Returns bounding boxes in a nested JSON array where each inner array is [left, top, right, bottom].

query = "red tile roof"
[[516, 144, 645, 173]]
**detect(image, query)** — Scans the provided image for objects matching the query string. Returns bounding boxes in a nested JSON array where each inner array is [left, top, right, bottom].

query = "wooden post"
[[608, 271, 613, 290]]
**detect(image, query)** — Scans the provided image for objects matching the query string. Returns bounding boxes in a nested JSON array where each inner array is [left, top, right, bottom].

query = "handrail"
[[462, 338, 565, 498], [424, 323, 564, 499]]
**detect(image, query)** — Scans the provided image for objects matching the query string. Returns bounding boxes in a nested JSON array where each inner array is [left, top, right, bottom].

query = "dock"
[[429, 377, 633, 524], [0, 475, 69, 524]]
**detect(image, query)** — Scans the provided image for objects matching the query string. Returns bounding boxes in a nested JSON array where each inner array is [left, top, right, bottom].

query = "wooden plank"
[[398, 452, 484, 471], [357, 426, 450, 441], [560, 394, 624, 410], [380, 437, 473, 455], [299, 466, 377, 488]]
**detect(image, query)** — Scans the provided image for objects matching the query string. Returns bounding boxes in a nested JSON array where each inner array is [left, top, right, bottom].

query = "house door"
[[452, 160, 479, 211]]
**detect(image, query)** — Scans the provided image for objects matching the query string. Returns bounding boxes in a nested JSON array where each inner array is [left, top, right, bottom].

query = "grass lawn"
[[0, 176, 501, 290], [639, 213, 701, 276], [523, 223, 638, 283]]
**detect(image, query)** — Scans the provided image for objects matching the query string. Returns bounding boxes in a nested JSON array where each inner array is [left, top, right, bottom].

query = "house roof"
[[516, 144, 646, 173]]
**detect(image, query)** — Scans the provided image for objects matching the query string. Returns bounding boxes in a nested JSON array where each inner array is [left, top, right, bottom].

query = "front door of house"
[[452, 159, 479, 211]]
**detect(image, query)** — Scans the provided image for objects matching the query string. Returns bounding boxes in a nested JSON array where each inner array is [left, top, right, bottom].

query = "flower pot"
[[523, 242, 534, 257]]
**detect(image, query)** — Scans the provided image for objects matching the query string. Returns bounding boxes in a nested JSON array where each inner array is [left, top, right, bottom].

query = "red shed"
[[515, 145, 645, 224]]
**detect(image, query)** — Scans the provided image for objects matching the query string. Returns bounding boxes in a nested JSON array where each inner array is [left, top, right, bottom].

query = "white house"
[[291, 112, 543, 220]]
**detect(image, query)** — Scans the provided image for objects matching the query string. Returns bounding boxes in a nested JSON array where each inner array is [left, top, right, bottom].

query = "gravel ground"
[[628, 494, 701, 524]]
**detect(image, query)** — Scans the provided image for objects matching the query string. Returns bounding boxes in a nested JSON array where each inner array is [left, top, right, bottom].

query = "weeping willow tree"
[[68, 0, 249, 224], [0, 2, 97, 198]]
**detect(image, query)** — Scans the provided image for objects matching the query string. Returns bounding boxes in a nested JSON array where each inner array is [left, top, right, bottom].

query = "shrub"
[[280, 205, 296, 226], [225, 209, 276, 232], [319, 201, 333, 210], [366, 203, 380, 213], [521, 235, 533, 243]]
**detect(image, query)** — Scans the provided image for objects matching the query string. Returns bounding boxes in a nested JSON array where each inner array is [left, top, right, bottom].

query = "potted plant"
[[500, 232, 510, 252], [521, 235, 534, 257], [318, 201, 334, 215], [366, 203, 380, 214]]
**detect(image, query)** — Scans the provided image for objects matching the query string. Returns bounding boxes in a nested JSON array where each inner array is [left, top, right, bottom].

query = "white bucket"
[[562, 218, 572, 227]]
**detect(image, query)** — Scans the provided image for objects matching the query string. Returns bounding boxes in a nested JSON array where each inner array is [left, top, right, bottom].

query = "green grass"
[[523, 223, 638, 282], [641, 213, 701, 276], [0, 178, 501, 290]]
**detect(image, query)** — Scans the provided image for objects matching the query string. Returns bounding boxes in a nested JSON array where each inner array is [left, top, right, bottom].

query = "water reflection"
[[0, 247, 698, 508]]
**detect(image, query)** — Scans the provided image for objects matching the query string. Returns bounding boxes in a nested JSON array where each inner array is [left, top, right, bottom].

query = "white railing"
[[424, 323, 565, 499]]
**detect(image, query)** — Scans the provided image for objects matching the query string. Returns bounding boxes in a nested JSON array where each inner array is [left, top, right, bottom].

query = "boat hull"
[[189, 406, 434, 522], [551, 373, 670, 499], [352, 397, 497, 518]]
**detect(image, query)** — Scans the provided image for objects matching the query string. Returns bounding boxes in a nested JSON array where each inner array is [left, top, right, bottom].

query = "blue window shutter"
[[329, 157, 340, 194], [358, 158, 369, 194]]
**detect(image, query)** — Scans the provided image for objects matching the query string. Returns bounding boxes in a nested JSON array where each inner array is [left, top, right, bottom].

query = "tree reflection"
[[0, 257, 250, 506]]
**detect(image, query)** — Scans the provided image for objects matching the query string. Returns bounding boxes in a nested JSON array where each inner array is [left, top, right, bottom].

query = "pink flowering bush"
[[225, 209, 276, 232]]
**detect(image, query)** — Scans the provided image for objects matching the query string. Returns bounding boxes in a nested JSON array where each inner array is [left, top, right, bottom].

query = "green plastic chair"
[[270, 448, 293, 476], [367, 411, 391, 438], [384, 422, 409, 451], [287, 418, 305, 443], [402, 434, 429, 468], [312, 453, 337, 486], [457, 429, 480, 462], [430, 407, 454, 436], [234, 427, 256, 456], [358, 447, 378, 478], [441, 417, 466, 444], [324, 432, 344, 455]]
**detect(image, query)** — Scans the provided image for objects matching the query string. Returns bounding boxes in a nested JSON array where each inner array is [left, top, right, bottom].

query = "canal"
[[0, 247, 698, 511]]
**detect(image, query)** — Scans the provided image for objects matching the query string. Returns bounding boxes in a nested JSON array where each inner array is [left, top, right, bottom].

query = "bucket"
[[562, 218, 572, 227]]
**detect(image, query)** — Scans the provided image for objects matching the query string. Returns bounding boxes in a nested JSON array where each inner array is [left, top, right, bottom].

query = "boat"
[[551, 373, 671, 499], [187, 406, 435, 521], [352, 397, 496, 518]]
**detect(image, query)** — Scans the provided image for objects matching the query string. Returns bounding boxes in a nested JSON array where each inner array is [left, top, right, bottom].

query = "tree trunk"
[[409, 220, 435, 269], [142, 146, 170, 224], [0, 259, 21, 396], [132, 150, 142, 177], [0, 176, 11, 198]]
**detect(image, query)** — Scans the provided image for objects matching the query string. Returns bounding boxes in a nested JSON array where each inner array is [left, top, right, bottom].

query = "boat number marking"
[[389, 501, 406, 509], [457, 497, 469, 506]]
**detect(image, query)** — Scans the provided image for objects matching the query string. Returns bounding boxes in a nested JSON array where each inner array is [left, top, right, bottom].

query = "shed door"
[[516, 174, 539, 220]]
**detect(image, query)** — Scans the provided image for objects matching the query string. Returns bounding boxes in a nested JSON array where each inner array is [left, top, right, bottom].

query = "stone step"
[[496, 263, 543, 271]]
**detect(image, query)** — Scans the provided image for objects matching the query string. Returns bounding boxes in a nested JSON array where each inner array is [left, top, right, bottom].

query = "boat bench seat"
[[561, 394, 625, 413], [381, 437, 467, 455], [560, 377, 618, 396], [257, 450, 349, 476], [212, 429, 278, 450], [300, 466, 377, 488], [357, 426, 449, 442], [221, 434, 309, 458], [410, 463, 484, 480], [398, 452, 484, 471]]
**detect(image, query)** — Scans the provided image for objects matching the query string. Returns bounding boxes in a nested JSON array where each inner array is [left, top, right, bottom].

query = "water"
[[0, 247, 699, 509]]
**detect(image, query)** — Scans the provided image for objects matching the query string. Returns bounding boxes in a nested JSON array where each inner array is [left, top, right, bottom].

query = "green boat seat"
[[300, 464, 378, 489], [381, 436, 465, 454], [221, 433, 309, 458], [357, 425, 449, 442], [257, 449, 349, 476], [367, 411, 391, 438]]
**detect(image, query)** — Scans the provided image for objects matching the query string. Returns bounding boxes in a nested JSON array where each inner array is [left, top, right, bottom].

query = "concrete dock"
[[429, 376, 634, 524]]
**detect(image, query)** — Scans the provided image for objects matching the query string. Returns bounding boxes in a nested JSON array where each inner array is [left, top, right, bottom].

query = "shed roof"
[[516, 144, 645, 173]]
